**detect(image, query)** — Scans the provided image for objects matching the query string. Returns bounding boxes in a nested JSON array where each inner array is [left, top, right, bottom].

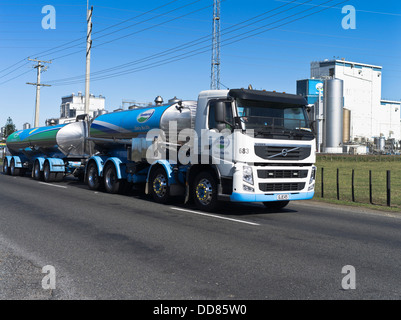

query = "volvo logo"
[[268, 146, 301, 159]]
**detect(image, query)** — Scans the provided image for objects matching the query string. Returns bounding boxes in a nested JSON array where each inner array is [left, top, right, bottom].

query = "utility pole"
[[26, 58, 52, 128], [211, 0, 221, 90], [85, 4, 93, 116]]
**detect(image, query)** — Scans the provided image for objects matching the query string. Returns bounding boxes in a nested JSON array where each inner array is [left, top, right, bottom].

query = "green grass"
[[315, 155, 401, 211]]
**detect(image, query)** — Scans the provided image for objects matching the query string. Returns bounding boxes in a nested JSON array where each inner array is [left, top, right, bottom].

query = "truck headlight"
[[309, 166, 316, 185], [243, 166, 254, 185]]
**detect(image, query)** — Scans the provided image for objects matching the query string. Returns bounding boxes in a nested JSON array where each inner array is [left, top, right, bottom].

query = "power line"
[[0, 0, 187, 76], [0, 61, 30, 78], [46, 0, 299, 84], [50, 0, 348, 86], [47, 0, 213, 62], [0, 68, 33, 85], [47, 0, 316, 85], [274, 0, 401, 16], [0, 58, 27, 75], [35, 0, 202, 60]]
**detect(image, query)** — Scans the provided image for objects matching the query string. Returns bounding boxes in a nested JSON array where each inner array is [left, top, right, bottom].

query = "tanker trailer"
[[3, 119, 89, 182], [2, 89, 316, 213], [84, 100, 197, 194]]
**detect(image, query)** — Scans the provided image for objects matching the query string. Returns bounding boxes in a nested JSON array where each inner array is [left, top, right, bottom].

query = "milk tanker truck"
[[3, 89, 316, 211]]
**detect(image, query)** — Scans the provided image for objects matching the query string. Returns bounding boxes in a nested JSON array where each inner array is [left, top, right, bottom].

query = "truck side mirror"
[[214, 101, 226, 123]]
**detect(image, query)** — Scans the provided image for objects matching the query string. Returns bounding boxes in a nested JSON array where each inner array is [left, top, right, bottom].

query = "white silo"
[[323, 79, 344, 153]]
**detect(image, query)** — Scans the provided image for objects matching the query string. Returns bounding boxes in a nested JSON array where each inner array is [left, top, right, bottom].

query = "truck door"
[[206, 99, 234, 174]]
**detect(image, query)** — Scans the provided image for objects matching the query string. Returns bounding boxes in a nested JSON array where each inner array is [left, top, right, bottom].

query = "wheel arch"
[[103, 157, 124, 180], [145, 160, 174, 195]]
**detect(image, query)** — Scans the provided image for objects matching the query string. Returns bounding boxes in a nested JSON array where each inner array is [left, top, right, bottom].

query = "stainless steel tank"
[[90, 101, 197, 145], [6, 121, 87, 158], [323, 79, 344, 153]]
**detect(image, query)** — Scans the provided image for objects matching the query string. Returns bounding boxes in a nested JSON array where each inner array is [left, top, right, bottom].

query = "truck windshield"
[[236, 98, 312, 138]]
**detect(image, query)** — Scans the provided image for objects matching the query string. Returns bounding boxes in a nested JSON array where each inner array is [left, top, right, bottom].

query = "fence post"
[[321, 167, 324, 198], [352, 169, 355, 202], [337, 168, 340, 200], [387, 170, 391, 207], [369, 170, 373, 204]]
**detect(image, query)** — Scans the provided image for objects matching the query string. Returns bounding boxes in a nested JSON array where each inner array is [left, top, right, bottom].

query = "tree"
[[3, 117, 16, 139]]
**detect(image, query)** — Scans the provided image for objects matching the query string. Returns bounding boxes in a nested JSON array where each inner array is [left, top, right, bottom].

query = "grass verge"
[[314, 155, 401, 212]]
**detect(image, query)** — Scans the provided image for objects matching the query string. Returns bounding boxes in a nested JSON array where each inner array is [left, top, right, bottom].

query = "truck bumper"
[[230, 191, 315, 202]]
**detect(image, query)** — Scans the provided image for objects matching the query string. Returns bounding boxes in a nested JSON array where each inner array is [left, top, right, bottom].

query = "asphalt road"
[[1, 172, 401, 300]]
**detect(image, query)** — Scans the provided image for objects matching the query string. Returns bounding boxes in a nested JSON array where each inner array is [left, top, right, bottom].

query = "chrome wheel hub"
[[196, 178, 213, 205], [153, 174, 167, 198]]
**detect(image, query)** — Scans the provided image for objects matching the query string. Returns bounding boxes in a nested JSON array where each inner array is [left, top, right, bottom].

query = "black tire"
[[149, 167, 170, 204], [54, 172, 64, 182], [43, 161, 55, 183], [87, 162, 103, 190], [3, 159, 10, 175], [33, 161, 43, 181], [104, 164, 121, 194], [192, 171, 219, 212], [10, 159, 20, 176], [263, 201, 290, 210]]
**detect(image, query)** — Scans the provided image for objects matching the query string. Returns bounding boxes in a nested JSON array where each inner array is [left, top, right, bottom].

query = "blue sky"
[[1, 0, 400, 129]]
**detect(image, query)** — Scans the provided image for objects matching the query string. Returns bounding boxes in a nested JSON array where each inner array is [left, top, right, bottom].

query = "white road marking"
[[38, 182, 67, 189], [170, 207, 260, 226]]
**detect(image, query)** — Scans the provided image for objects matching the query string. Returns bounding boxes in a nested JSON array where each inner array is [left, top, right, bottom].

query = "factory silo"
[[343, 108, 351, 143], [323, 79, 344, 153]]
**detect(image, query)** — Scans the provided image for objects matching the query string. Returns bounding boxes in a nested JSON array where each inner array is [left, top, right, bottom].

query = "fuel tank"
[[6, 121, 87, 158]]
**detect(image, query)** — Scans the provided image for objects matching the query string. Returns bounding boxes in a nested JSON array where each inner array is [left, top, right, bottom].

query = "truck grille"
[[257, 170, 308, 179], [259, 182, 305, 192], [254, 145, 311, 160]]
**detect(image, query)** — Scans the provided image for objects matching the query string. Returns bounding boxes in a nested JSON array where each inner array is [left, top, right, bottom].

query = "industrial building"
[[297, 59, 401, 154], [59, 92, 106, 121]]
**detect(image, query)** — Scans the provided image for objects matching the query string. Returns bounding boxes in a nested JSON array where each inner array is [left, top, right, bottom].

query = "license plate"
[[277, 194, 289, 201]]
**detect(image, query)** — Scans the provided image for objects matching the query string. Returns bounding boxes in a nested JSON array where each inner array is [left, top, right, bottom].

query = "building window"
[[329, 68, 335, 77]]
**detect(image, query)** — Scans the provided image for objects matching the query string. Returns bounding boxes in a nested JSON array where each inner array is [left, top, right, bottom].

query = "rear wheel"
[[3, 159, 10, 175], [263, 201, 290, 210], [193, 171, 219, 212], [54, 172, 64, 182], [150, 168, 170, 204], [10, 159, 20, 176], [33, 161, 43, 181], [104, 164, 121, 194], [43, 161, 56, 183], [87, 162, 102, 190]]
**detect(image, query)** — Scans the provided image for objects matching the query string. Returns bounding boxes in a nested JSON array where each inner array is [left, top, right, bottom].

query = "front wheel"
[[263, 201, 290, 210], [193, 171, 219, 212]]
